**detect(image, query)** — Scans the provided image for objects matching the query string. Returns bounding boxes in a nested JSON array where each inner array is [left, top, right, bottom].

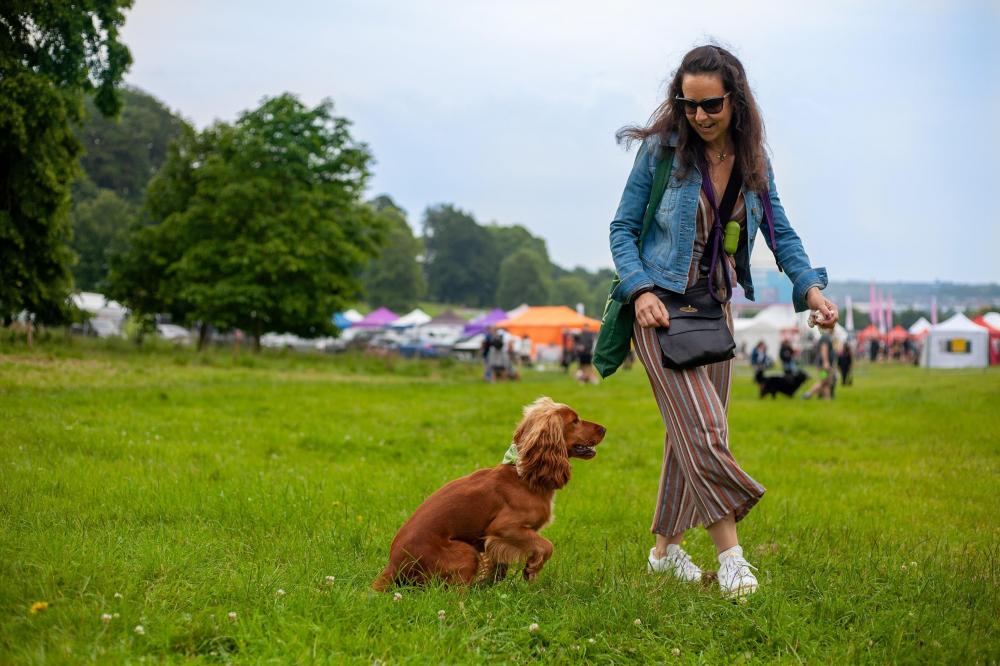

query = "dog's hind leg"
[[433, 539, 482, 586]]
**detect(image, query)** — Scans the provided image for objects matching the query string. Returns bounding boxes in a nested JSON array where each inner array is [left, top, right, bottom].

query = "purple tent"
[[462, 308, 509, 337], [354, 307, 399, 328]]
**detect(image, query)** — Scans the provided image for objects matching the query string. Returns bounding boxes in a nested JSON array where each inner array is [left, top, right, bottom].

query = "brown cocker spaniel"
[[373, 397, 606, 589]]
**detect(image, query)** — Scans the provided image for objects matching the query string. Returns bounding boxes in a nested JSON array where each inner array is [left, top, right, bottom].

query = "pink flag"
[[869, 282, 876, 329], [930, 295, 938, 326], [886, 293, 894, 330]]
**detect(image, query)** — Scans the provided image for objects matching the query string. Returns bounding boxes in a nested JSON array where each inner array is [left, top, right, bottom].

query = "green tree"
[[76, 87, 187, 204], [108, 94, 382, 350], [0, 1, 134, 324], [552, 275, 590, 311], [488, 223, 549, 264], [495, 248, 552, 309], [422, 204, 498, 306], [70, 189, 136, 291], [361, 197, 425, 312]]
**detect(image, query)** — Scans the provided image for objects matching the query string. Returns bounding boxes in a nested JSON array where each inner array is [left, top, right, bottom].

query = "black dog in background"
[[754, 369, 809, 399]]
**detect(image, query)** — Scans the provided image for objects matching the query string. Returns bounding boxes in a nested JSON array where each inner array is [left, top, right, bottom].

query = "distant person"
[[779, 339, 797, 374], [838, 340, 853, 386], [750, 341, 771, 372], [487, 328, 508, 381], [481, 326, 496, 381], [575, 324, 597, 384], [802, 323, 836, 399], [609, 45, 837, 597], [868, 337, 879, 363], [560, 329, 574, 373]]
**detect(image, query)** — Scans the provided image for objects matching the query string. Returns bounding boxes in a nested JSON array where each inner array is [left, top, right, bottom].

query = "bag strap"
[[638, 146, 674, 252]]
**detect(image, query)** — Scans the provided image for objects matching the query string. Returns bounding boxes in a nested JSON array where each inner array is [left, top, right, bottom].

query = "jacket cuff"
[[791, 267, 828, 312], [612, 271, 655, 304]]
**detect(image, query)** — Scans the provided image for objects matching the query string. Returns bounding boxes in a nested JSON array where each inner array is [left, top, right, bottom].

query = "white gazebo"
[[921, 313, 989, 369], [390, 308, 432, 329]]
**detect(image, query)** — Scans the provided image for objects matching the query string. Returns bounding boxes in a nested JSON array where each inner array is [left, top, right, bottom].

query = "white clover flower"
[[671, 647, 680, 656], [101, 613, 113, 624], [228, 611, 237, 622], [134, 625, 145, 636], [528, 623, 539, 633], [437, 610, 446, 620], [113, 592, 122, 599], [901, 564, 908, 571], [588, 638, 596, 644], [276, 588, 286, 597], [633, 618, 642, 626], [324, 576, 336, 585], [392, 592, 402, 602]]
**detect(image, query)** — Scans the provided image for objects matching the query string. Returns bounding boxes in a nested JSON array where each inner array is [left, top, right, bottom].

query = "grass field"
[[1, 339, 998, 664]]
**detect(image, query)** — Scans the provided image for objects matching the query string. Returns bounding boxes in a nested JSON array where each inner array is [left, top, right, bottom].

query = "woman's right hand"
[[634, 291, 670, 329]]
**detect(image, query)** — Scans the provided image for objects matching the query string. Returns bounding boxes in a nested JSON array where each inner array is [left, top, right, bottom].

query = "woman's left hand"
[[806, 287, 839, 327]]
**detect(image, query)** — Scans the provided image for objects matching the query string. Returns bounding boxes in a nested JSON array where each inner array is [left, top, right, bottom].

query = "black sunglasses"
[[675, 92, 731, 115]]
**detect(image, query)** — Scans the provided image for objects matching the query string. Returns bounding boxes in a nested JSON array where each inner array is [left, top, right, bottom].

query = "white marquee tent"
[[920, 313, 989, 369], [390, 308, 432, 328], [908, 317, 932, 337]]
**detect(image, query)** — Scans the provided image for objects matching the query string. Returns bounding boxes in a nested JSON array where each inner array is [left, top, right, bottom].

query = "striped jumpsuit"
[[634, 190, 765, 537]]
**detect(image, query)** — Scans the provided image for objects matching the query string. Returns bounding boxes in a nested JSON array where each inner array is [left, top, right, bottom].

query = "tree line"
[[2, 3, 614, 350]]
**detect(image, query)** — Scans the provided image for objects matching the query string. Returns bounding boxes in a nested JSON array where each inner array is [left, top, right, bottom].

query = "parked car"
[[156, 323, 192, 344], [87, 318, 124, 338]]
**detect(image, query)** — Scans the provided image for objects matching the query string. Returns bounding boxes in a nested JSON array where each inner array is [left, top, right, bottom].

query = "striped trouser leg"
[[633, 317, 765, 537]]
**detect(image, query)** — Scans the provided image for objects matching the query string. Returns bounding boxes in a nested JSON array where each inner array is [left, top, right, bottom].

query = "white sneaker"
[[648, 545, 703, 582], [717, 545, 758, 597]]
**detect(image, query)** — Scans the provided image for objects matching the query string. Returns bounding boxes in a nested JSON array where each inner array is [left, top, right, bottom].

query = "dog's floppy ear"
[[513, 397, 571, 490]]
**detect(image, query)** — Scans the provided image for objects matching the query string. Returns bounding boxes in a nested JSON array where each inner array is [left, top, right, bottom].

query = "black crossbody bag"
[[653, 159, 742, 370]]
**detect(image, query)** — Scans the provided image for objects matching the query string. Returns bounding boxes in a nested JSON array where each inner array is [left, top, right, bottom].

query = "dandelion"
[[276, 588, 286, 597], [228, 611, 237, 622], [113, 592, 123, 599], [324, 576, 336, 585], [393, 592, 402, 602], [101, 613, 113, 624], [671, 647, 681, 656], [634, 618, 642, 626], [29, 601, 49, 614], [528, 623, 539, 633], [438, 610, 446, 621], [134, 625, 145, 636]]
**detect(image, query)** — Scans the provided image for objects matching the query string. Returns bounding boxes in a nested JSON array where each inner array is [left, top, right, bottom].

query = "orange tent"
[[496, 306, 601, 348], [856, 324, 881, 343], [887, 325, 910, 342]]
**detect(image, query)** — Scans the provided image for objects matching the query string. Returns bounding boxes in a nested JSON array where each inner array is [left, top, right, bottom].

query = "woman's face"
[[680, 73, 733, 145]]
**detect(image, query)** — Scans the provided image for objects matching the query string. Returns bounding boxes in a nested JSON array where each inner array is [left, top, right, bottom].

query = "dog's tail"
[[371, 564, 395, 592]]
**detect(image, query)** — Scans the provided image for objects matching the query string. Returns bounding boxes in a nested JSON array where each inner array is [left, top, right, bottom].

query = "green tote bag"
[[593, 148, 673, 378]]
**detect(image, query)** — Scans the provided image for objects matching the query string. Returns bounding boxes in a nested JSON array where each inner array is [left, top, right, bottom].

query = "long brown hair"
[[617, 45, 769, 191]]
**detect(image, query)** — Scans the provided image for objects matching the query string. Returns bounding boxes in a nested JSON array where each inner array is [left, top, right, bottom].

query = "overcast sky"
[[120, 0, 999, 284]]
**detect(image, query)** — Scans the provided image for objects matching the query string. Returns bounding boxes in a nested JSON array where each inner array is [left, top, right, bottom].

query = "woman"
[[609, 45, 838, 596]]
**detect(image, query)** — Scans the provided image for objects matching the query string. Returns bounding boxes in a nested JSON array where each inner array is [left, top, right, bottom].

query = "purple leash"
[[699, 162, 734, 303]]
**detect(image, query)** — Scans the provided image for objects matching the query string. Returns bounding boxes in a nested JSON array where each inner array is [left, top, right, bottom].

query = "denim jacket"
[[609, 133, 827, 312]]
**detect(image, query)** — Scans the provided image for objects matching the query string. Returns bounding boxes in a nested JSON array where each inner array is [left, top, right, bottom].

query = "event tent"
[[332, 312, 354, 329], [462, 308, 508, 337], [391, 308, 432, 328], [496, 306, 601, 350], [732, 304, 799, 359], [920, 313, 989, 369], [417, 310, 467, 346], [981, 312, 1000, 330], [908, 317, 932, 338], [342, 309, 363, 323], [887, 325, 910, 342], [354, 307, 399, 328], [72, 292, 127, 324], [972, 315, 1000, 365]]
